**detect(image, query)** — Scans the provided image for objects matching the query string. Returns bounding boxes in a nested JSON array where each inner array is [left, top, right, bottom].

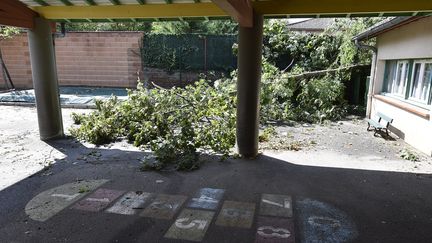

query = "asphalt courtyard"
[[1, 136, 432, 243]]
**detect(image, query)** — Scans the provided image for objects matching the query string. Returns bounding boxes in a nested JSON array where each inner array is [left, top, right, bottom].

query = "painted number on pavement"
[[215, 201, 255, 228], [72, 188, 124, 212], [255, 216, 295, 243], [259, 194, 293, 218], [175, 218, 208, 230], [187, 188, 225, 210], [165, 209, 214, 242], [141, 194, 186, 219], [25, 179, 108, 222], [106, 191, 152, 215]]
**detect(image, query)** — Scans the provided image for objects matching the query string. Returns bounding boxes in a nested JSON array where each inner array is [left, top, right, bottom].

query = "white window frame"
[[408, 59, 432, 106], [385, 60, 409, 99]]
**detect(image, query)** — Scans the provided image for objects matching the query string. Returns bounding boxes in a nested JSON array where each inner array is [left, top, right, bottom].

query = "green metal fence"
[[140, 34, 237, 72]]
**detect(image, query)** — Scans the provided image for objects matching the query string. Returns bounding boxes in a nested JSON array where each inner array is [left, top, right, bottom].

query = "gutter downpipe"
[[54, 22, 66, 38], [354, 39, 377, 119]]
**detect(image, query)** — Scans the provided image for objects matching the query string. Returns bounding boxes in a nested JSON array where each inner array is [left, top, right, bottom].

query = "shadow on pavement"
[[0, 137, 432, 242]]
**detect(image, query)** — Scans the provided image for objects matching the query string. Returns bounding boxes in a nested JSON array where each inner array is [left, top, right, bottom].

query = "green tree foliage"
[[151, 20, 237, 35], [70, 18, 385, 170], [295, 75, 347, 122], [330, 18, 384, 66], [70, 61, 348, 170], [65, 19, 237, 34], [66, 22, 152, 32], [259, 18, 385, 122], [259, 60, 296, 121], [263, 21, 341, 71], [263, 18, 384, 71], [71, 79, 236, 171], [258, 60, 347, 123], [0, 26, 20, 39]]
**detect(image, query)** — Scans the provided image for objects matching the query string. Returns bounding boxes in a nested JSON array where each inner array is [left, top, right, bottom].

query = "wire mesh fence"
[[140, 34, 237, 73]]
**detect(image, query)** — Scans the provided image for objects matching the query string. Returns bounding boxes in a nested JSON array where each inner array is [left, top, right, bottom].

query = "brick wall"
[[0, 34, 32, 89], [0, 31, 143, 89]]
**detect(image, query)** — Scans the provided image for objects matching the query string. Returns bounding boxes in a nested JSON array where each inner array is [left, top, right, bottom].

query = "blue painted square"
[[187, 188, 225, 210]]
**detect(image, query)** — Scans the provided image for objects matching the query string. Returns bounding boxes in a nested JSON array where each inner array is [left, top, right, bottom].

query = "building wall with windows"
[[371, 17, 432, 156]]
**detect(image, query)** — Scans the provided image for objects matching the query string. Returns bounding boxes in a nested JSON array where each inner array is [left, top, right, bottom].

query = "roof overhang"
[[1, 0, 432, 29], [354, 16, 428, 41], [0, 0, 38, 28], [33, 0, 432, 21]]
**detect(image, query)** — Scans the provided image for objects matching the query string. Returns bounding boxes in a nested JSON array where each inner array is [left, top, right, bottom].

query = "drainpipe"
[[354, 39, 377, 118], [54, 23, 66, 38]]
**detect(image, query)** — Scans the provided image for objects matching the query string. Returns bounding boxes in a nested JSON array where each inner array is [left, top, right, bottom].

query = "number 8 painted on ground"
[[257, 226, 291, 238]]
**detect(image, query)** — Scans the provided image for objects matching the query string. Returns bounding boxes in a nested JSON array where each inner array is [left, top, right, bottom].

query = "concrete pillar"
[[236, 12, 263, 158], [28, 17, 64, 140], [366, 52, 377, 118]]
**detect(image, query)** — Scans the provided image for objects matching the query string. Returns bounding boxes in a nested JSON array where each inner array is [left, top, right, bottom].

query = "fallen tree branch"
[[152, 81, 212, 124], [285, 64, 369, 81]]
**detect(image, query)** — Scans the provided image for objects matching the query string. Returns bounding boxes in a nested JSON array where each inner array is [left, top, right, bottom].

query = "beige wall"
[[371, 98, 432, 155], [377, 17, 432, 60], [374, 17, 432, 94], [371, 16, 432, 156]]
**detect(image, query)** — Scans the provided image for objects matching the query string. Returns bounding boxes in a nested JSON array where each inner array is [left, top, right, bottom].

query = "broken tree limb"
[[284, 64, 369, 81], [0, 47, 15, 90]]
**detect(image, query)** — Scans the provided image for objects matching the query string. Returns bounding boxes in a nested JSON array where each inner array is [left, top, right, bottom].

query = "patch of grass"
[[78, 186, 91, 193], [71, 112, 85, 125], [399, 149, 420, 162], [259, 126, 277, 142]]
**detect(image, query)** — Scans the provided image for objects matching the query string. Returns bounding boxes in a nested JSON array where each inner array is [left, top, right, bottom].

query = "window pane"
[[410, 63, 432, 103], [390, 62, 408, 96], [385, 61, 397, 93], [422, 63, 432, 102], [393, 63, 404, 94], [410, 63, 422, 99], [401, 63, 409, 95]]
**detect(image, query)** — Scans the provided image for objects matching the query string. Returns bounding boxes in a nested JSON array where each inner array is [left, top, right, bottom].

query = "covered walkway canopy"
[[4, 0, 432, 28], [1, 0, 432, 157]]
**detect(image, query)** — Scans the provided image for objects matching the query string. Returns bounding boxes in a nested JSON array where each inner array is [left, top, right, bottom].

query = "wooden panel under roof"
[[11, 0, 432, 23]]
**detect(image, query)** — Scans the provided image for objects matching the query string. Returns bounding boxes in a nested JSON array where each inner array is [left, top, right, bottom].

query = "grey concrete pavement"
[[1, 137, 432, 242]]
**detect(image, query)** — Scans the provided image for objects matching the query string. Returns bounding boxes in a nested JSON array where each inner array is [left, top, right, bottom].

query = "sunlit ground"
[[1, 105, 431, 191], [0, 106, 138, 191], [265, 150, 432, 174]]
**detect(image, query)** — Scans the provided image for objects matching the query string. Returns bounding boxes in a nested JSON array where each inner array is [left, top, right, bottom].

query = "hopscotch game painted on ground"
[[25, 180, 357, 242]]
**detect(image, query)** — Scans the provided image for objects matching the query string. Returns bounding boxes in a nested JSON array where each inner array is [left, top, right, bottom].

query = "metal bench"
[[367, 112, 393, 136]]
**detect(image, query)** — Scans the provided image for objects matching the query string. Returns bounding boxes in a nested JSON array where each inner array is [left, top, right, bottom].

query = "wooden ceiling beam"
[[0, 0, 38, 28], [253, 0, 432, 16], [34, 3, 226, 19], [211, 0, 252, 27], [30, 0, 432, 21]]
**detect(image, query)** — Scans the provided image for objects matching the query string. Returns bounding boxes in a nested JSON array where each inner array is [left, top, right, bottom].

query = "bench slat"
[[376, 112, 393, 123], [367, 119, 384, 129]]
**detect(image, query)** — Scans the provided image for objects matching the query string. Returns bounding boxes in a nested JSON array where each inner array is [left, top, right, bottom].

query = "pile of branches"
[[71, 79, 236, 171]]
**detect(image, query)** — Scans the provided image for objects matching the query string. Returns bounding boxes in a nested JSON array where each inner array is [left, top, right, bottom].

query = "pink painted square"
[[72, 188, 124, 212]]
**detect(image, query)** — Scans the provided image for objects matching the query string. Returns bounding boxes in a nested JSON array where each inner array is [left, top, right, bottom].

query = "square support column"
[[236, 12, 263, 158], [28, 17, 64, 140]]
